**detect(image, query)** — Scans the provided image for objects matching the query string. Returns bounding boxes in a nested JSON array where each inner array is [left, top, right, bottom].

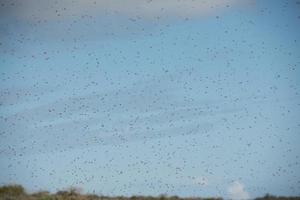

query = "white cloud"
[[228, 181, 250, 200], [6, 0, 254, 20], [193, 176, 209, 186]]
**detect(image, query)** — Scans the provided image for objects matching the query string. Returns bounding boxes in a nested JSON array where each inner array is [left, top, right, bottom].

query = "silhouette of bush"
[[255, 193, 300, 200], [0, 185, 300, 200], [0, 185, 26, 196]]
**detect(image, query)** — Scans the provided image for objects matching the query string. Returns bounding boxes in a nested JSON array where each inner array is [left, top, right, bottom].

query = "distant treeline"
[[0, 185, 299, 200]]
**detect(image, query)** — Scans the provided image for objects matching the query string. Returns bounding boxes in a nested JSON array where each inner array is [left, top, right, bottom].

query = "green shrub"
[[0, 185, 26, 196]]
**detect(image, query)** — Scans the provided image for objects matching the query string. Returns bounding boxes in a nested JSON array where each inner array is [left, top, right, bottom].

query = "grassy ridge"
[[0, 185, 299, 200]]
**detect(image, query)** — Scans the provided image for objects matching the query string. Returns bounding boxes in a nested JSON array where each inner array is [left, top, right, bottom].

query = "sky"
[[0, 0, 300, 199]]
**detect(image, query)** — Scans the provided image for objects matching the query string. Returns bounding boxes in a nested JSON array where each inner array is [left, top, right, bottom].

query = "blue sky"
[[0, 0, 300, 199]]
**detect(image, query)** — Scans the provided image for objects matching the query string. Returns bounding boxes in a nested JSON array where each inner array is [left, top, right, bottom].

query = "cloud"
[[3, 0, 254, 20], [193, 176, 209, 186], [228, 181, 250, 200], [1, 0, 255, 41]]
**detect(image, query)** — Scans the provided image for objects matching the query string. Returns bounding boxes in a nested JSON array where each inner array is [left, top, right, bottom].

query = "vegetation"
[[255, 194, 300, 200], [0, 185, 299, 200]]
